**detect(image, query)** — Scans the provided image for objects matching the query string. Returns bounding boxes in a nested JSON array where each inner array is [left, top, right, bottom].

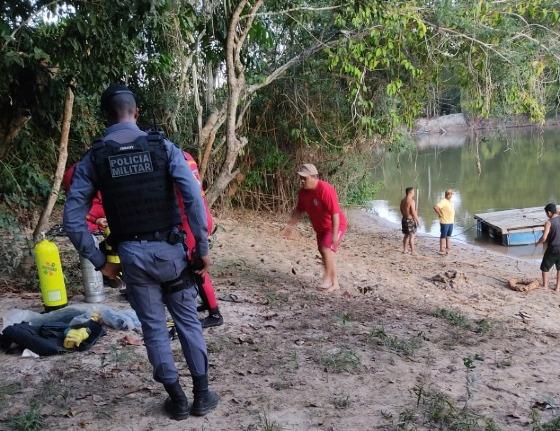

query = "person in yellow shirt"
[[433, 189, 455, 255]]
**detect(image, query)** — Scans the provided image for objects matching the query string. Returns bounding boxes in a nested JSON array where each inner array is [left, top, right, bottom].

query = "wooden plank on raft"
[[473, 207, 546, 234]]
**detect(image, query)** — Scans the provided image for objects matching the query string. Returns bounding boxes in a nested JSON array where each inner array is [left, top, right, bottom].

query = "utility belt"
[[108, 227, 185, 247], [161, 265, 195, 295], [160, 255, 205, 296]]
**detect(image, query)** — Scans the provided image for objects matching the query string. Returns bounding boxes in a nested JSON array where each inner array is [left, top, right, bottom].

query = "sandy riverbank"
[[1, 208, 559, 430]]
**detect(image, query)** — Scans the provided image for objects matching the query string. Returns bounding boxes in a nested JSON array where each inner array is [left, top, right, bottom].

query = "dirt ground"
[[1, 209, 560, 431]]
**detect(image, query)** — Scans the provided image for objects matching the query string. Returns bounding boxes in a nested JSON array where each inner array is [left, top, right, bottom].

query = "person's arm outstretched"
[[538, 220, 551, 245]]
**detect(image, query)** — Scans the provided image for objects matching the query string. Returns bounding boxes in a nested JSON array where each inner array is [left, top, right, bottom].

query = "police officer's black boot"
[[163, 380, 189, 420], [190, 375, 220, 416]]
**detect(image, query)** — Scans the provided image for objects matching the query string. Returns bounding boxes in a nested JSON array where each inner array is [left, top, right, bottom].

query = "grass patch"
[[336, 312, 354, 326], [532, 411, 560, 431], [264, 291, 289, 308], [35, 376, 72, 410], [270, 380, 292, 391], [392, 385, 503, 431], [369, 327, 423, 357], [332, 393, 351, 409], [433, 309, 493, 334], [7, 403, 43, 431], [286, 351, 299, 371], [475, 319, 492, 334], [318, 347, 361, 373], [433, 308, 471, 329], [259, 410, 282, 431], [0, 382, 22, 409], [103, 345, 139, 368]]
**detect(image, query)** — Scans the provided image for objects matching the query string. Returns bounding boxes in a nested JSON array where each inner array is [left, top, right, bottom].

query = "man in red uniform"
[[176, 151, 223, 328], [63, 164, 107, 234], [284, 163, 347, 292], [63, 163, 125, 289]]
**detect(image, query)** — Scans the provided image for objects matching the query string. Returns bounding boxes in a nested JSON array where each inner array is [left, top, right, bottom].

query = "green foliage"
[[532, 407, 560, 431], [369, 327, 423, 357], [394, 385, 504, 431], [345, 179, 379, 206], [331, 1, 432, 135], [0, 0, 199, 207], [259, 410, 283, 431], [7, 403, 43, 431], [318, 347, 361, 373], [433, 308, 472, 329], [332, 0, 560, 136], [243, 140, 291, 190], [0, 382, 21, 411], [332, 393, 351, 409], [2, 0, 560, 213], [534, 416, 560, 431], [433, 308, 494, 334]]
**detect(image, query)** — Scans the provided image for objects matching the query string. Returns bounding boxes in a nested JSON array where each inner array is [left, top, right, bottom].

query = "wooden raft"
[[474, 207, 546, 246]]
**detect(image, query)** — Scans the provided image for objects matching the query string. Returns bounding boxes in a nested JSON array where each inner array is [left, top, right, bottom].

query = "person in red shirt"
[[63, 163, 126, 290], [62, 164, 107, 234], [176, 151, 223, 328], [284, 163, 347, 292]]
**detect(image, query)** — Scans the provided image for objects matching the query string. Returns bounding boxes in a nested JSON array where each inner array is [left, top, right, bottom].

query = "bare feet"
[[437, 251, 446, 256], [325, 283, 340, 293]]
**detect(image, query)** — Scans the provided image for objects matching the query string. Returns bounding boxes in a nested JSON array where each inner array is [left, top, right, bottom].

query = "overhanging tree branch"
[[246, 36, 341, 96]]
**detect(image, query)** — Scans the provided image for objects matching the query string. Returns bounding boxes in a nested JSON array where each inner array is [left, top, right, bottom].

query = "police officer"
[[63, 84, 219, 421]]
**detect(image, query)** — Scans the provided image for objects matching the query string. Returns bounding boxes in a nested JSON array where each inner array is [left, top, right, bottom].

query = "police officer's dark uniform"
[[63, 84, 219, 420]]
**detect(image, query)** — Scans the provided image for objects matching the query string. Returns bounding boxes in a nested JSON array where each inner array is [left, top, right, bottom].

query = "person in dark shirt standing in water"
[[537, 203, 560, 292], [284, 164, 347, 292], [400, 187, 420, 255]]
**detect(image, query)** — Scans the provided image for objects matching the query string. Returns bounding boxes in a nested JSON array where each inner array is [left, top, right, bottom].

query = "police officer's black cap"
[[100, 84, 136, 111]]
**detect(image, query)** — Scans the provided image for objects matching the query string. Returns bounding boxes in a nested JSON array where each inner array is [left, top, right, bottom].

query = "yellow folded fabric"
[[63, 328, 91, 349]]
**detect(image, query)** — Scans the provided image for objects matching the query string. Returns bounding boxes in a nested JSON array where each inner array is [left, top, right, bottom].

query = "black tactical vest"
[[91, 132, 181, 238]]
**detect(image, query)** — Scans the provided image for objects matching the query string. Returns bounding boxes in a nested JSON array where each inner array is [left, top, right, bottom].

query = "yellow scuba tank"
[[34, 239, 68, 311]]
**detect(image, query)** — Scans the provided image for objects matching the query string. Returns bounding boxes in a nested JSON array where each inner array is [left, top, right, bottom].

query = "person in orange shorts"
[[283, 164, 347, 292]]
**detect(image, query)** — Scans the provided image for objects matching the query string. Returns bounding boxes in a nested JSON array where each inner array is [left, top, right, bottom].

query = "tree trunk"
[[206, 137, 247, 206], [32, 84, 75, 243], [199, 107, 227, 181], [0, 114, 31, 161], [201, 2, 340, 206], [205, 60, 215, 110]]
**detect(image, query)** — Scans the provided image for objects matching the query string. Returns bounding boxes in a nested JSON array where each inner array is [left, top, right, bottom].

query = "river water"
[[369, 128, 560, 259]]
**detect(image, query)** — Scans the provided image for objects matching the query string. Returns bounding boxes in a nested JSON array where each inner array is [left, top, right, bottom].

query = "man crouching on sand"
[[283, 164, 347, 292], [537, 203, 560, 292], [400, 187, 420, 255]]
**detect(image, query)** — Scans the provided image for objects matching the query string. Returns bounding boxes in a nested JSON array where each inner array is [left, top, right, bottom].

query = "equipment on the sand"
[[34, 239, 68, 311], [507, 278, 540, 292], [81, 236, 105, 303], [63, 327, 91, 349]]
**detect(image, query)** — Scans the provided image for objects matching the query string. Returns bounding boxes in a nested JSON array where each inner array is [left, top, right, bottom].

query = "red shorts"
[[317, 229, 346, 252]]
